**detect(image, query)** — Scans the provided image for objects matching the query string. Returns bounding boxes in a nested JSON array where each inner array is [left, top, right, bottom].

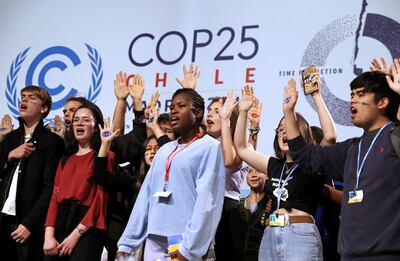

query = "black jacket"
[[0, 118, 64, 234]]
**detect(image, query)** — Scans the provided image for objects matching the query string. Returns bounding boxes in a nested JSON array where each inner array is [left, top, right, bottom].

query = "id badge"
[[269, 214, 286, 227], [348, 190, 363, 204], [153, 191, 172, 198]]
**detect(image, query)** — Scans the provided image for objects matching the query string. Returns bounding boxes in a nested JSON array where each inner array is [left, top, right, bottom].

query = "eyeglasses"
[[72, 117, 95, 125], [275, 128, 285, 136]]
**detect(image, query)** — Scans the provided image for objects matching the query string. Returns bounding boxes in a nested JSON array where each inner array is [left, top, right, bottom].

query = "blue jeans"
[[259, 223, 323, 260]]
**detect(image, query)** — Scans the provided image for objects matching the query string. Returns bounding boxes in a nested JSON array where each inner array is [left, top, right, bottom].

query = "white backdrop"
[[1, 0, 400, 157]]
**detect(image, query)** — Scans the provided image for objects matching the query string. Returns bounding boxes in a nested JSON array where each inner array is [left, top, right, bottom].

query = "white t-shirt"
[[1, 134, 31, 216]]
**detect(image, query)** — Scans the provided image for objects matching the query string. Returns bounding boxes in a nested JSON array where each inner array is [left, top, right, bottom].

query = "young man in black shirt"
[[0, 86, 64, 261], [284, 61, 400, 260]]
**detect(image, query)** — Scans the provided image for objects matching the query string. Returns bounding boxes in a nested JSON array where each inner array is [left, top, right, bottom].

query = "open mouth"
[[206, 119, 214, 127], [170, 116, 179, 126], [282, 137, 288, 144], [350, 106, 358, 115], [75, 128, 85, 135], [20, 103, 28, 111]]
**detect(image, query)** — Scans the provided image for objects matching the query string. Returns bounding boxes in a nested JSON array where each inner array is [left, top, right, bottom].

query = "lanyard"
[[355, 121, 391, 190], [163, 133, 201, 191], [276, 162, 299, 210]]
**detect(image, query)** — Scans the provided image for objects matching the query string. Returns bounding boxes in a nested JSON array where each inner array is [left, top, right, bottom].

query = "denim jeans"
[[259, 223, 323, 260]]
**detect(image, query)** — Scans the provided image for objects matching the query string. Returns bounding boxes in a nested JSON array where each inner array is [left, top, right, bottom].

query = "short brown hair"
[[21, 85, 52, 118]]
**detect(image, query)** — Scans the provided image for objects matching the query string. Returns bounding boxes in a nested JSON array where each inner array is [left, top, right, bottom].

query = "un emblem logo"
[[6, 44, 103, 119]]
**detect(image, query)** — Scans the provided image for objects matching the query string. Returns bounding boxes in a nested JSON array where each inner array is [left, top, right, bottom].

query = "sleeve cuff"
[[118, 245, 134, 256], [287, 134, 306, 153], [157, 135, 171, 147], [133, 110, 145, 123], [179, 245, 197, 261]]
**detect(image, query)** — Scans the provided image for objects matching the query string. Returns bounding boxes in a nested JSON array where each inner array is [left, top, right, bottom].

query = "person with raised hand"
[[205, 90, 249, 261], [234, 83, 325, 260], [0, 114, 14, 143], [92, 116, 162, 260], [109, 73, 147, 173], [117, 88, 225, 261], [284, 69, 400, 260], [176, 63, 200, 90], [43, 103, 111, 261]]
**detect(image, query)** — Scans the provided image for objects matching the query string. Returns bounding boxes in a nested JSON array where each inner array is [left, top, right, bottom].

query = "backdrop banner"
[[1, 0, 399, 158]]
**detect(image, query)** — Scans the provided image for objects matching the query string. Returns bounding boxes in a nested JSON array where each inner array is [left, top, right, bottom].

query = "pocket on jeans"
[[288, 223, 317, 236]]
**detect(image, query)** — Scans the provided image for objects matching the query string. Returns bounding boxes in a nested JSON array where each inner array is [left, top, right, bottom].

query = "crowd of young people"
[[0, 57, 399, 261]]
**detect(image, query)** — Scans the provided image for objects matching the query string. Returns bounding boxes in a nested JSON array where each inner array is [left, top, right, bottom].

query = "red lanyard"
[[163, 133, 202, 191]]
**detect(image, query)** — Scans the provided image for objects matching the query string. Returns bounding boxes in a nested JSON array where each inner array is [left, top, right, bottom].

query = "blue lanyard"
[[276, 162, 299, 210], [355, 121, 391, 190]]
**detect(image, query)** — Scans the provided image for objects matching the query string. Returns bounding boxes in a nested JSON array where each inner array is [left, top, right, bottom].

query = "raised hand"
[[239, 85, 255, 112], [145, 91, 160, 119], [283, 78, 299, 113], [218, 91, 238, 121], [53, 115, 65, 138], [128, 74, 145, 101], [0, 114, 13, 140], [176, 64, 200, 89], [99, 117, 120, 144], [146, 105, 160, 131], [386, 58, 400, 95], [248, 97, 262, 127], [114, 71, 129, 101], [370, 57, 390, 75]]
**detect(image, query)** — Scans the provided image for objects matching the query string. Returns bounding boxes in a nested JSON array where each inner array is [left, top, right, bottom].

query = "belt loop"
[[284, 213, 290, 226]]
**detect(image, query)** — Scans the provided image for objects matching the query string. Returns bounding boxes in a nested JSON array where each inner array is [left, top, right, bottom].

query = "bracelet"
[[250, 130, 259, 136], [76, 227, 86, 235], [249, 126, 260, 134]]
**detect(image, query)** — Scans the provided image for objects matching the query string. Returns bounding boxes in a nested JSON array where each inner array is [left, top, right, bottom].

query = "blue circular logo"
[[301, 13, 400, 126], [6, 44, 103, 119]]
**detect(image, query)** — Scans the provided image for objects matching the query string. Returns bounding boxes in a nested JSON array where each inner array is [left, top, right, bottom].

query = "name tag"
[[269, 214, 286, 227], [348, 190, 363, 204], [153, 191, 172, 198]]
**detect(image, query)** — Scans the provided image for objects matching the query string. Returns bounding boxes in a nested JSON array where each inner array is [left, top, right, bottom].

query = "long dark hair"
[[65, 102, 104, 155], [135, 135, 157, 190], [273, 112, 312, 159]]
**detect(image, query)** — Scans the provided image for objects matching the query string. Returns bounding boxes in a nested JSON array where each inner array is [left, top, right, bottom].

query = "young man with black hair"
[[283, 61, 400, 260], [0, 86, 64, 261]]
